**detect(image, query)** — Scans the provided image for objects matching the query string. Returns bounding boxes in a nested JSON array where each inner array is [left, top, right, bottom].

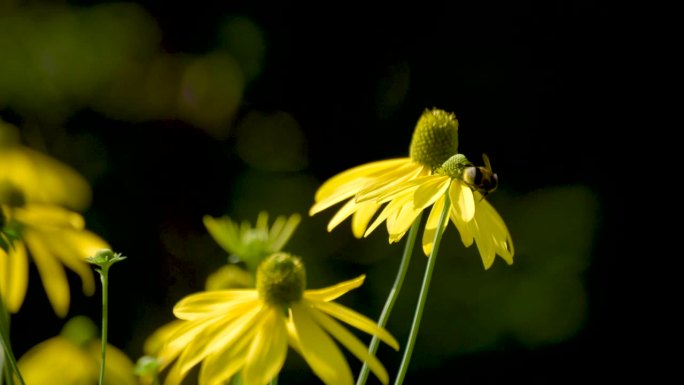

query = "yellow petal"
[[304, 275, 365, 302], [309, 309, 391, 385], [173, 290, 258, 320], [0, 147, 92, 211], [144, 319, 186, 356], [475, 199, 514, 265], [421, 197, 447, 256], [364, 191, 414, 238], [449, 181, 474, 222], [355, 162, 427, 202], [385, 199, 422, 241], [157, 316, 226, 370], [175, 304, 263, 376], [467, 216, 495, 269], [38, 228, 108, 297], [18, 337, 97, 384], [351, 201, 382, 238], [309, 301, 399, 351], [290, 303, 353, 385], [23, 231, 70, 317], [13, 204, 85, 230], [310, 159, 409, 215], [327, 198, 361, 232], [0, 241, 28, 313], [450, 206, 474, 248], [412, 176, 449, 211], [242, 308, 288, 385], [197, 309, 273, 385]]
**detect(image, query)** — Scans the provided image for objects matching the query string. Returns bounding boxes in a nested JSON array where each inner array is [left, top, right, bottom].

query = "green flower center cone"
[[409, 108, 459, 169], [257, 252, 306, 307]]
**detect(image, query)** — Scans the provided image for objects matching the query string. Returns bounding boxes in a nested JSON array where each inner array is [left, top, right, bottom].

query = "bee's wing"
[[482, 153, 493, 172]]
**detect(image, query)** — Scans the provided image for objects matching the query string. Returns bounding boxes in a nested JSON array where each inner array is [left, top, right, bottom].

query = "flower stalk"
[[87, 249, 126, 385]]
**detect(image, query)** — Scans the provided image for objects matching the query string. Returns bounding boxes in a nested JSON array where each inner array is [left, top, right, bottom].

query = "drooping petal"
[[38, 228, 107, 297], [364, 191, 415, 238], [355, 162, 428, 202], [327, 198, 362, 232], [474, 198, 514, 265], [196, 334, 250, 385], [309, 308, 391, 385], [310, 159, 409, 215], [17, 337, 97, 385], [290, 303, 353, 385], [309, 301, 399, 350], [175, 303, 263, 377], [242, 307, 288, 385], [22, 231, 70, 317], [412, 176, 450, 211], [351, 201, 382, 238], [0, 241, 28, 313], [157, 315, 227, 371], [13, 205, 85, 230], [143, 319, 186, 356], [304, 275, 365, 302], [468, 216, 496, 269], [449, 181, 475, 222], [422, 197, 448, 256], [450, 205, 474, 248], [173, 290, 258, 320], [385, 198, 422, 242]]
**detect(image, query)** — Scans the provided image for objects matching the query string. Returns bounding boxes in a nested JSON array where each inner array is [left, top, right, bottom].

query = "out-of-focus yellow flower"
[[156, 252, 399, 385], [0, 120, 92, 211], [362, 153, 514, 269], [309, 108, 458, 239], [203, 211, 301, 272], [0, 204, 109, 317], [17, 316, 137, 385]]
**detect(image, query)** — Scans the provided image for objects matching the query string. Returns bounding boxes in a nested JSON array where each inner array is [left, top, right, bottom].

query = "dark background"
[[2, 1, 631, 383]]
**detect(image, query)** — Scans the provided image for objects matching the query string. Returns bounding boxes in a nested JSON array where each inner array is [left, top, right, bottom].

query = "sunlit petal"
[[422, 197, 447, 256], [449, 181, 474, 222], [309, 301, 399, 350], [0, 242, 28, 312], [310, 309, 391, 385], [173, 290, 258, 319], [351, 201, 381, 238], [304, 275, 365, 302], [23, 231, 70, 317], [242, 308, 288, 385], [290, 303, 353, 385]]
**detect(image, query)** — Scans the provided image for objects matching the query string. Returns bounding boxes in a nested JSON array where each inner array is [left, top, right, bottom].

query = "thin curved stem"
[[356, 212, 423, 385], [0, 294, 25, 385], [97, 268, 109, 385], [393, 194, 451, 385]]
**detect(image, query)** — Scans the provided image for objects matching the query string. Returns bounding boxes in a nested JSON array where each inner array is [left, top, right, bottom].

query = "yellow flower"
[[203, 211, 301, 271], [156, 252, 399, 385], [17, 316, 137, 385], [362, 154, 514, 269], [0, 119, 92, 211], [310, 108, 458, 238], [0, 204, 109, 317]]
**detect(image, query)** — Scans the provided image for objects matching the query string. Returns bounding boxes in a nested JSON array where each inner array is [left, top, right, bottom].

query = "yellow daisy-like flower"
[[362, 153, 514, 269], [0, 119, 92, 211], [156, 252, 399, 385], [0, 203, 110, 317], [18, 316, 137, 385], [309, 108, 459, 238], [203, 211, 301, 271]]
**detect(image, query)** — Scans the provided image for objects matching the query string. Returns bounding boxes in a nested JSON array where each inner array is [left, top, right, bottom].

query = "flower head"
[[362, 153, 514, 269], [155, 252, 399, 385], [0, 203, 110, 317], [310, 108, 458, 238], [17, 316, 137, 385], [203, 211, 301, 272]]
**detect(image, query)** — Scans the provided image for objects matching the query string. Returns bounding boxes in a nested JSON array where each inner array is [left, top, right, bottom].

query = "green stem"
[[393, 194, 450, 385], [356, 212, 423, 385], [0, 294, 24, 385], [98, 267, 109, 385]]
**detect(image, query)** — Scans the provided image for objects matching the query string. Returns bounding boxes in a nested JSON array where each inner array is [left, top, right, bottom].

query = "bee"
[[462, 153, 498, 199]]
